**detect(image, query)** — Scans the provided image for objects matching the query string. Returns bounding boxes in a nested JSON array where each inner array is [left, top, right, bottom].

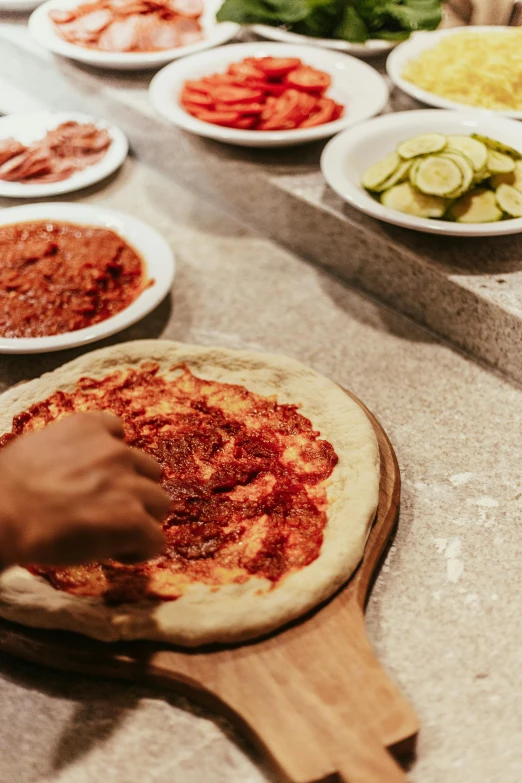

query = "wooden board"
[[0, 392, 418, 783]]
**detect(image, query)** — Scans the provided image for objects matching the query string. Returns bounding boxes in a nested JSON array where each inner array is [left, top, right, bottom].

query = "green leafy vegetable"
[[216, 0, 443, 43]]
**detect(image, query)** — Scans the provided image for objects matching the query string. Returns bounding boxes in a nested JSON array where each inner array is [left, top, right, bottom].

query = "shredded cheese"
[[402, 30, 522, 111]]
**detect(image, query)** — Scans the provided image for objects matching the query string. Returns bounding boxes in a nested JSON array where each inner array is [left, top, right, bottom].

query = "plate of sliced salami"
[[28, 0, 239, 70], [0, 111, 128, 198]]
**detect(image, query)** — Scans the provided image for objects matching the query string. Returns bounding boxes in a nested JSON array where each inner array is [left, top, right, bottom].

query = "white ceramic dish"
[[149, 41, 389, 148], [387, 26, 522, 120], [0, 111, 128, 198], [251, 24, 396, 57], [0, 202, 175, 353], [320, 109, 522, 237], [28, 0, 239, 71], [0, 0, 44, 12]]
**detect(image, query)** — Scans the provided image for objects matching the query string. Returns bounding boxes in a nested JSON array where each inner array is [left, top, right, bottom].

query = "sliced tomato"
[[258, 90, 304, 130], [286, 67, 331, 94], [232, 116, 257, 129], [202, 74, 236, 86], [195, 109, 242, 126], [181, 88, 213, 107], [215, 102, 264, 115], [228, 60, 265, 81], [182, 102, 207, 117], [299, 97, 336, 128], [209, 85, 265, 104], [331, 102, 344, 121], [256, 57, 302, 79], [184, 79, 212, 94]]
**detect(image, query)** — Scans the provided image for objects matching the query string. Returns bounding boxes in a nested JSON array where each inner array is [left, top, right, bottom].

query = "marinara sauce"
[[0, 363, 338, 603], [0, 221, 146, 338]]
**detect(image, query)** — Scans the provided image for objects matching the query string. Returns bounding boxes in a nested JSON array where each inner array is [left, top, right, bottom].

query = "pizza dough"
[[0, 340, 380, 646]]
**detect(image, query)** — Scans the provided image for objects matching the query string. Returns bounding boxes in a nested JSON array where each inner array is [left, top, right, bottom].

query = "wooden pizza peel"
[[0, 390, 418, 783]]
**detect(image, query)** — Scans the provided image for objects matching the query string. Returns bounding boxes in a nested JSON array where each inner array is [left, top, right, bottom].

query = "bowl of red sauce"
[[0, 202, 175, 354]]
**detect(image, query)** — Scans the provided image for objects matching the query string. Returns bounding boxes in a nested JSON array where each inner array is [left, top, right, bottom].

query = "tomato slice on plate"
[[209, 85, 265, 104], [286, 67, 332, 94], [184, 80, 212, 94], [299, 97, 337, 127], [233, 116, 257, 129], [228, 60, 266, 81], [257, 57, 302, 79], [194, 109, 242, 126], [215, 102, 264, 115], [181, 89, 213, 107]]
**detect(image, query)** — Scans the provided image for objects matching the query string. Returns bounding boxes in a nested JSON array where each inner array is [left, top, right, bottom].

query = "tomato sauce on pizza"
[[0, 363, 338, 603], [0, 221, 147, 339]]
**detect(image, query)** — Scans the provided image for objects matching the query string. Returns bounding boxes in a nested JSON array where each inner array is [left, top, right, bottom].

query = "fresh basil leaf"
[[333, 5, 370, 41], [216, 0, 309, 25]]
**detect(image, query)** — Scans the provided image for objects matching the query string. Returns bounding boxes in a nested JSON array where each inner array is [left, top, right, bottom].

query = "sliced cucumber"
[[471, 134, 521, 160], [397, 133, 447, 160], [381, 182, 447, 218], [449, 188, 503, 224], [487, 149, 516, 174], [413, 155, 463, 197], [490, 160, 522, 191], [495, 183, 522, 218], [373, 160, 412, 192], [446, 135, 487, 172], [362, 152, 401, 191], [440, 152, 474, 197], [473, 165, 490, 184]]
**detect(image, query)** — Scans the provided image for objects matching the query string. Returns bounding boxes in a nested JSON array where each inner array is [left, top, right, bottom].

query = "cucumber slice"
[[373, 160, 412, 192], [473, 165, 490, 184], [440, 151, 474, 197], [362, 152, 401, 191], [449, 188, 503, 224], [487, 149, 516, 174], [471, 134, 521, 160], [397, 133, 447, 160], [495, 183, 522, 218], [490, 160, 522, 191], [381, 182, 447, 218], [414, 155, 463, 197], [446, 135, 487, 172]]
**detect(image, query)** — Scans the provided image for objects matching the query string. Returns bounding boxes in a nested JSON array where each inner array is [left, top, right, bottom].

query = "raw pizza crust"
[[0, 340, 380, 647]]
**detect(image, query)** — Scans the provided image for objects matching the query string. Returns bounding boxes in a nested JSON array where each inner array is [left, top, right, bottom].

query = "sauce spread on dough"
[[0, 221, 147, 338], [0, 364, 338, 603]]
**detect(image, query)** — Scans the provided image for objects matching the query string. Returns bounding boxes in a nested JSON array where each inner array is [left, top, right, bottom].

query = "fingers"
[[131, 476, 171, 520], [128, 448, 163, 481], [87, 411, 125, 439], [113, 511, 166, 564]]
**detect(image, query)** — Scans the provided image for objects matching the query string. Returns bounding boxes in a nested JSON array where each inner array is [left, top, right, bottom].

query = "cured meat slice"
[[0, 138, 26, 167], [167, 0, 202, 17], [174, 16, 202, 46], [97, 15, 141, 50]]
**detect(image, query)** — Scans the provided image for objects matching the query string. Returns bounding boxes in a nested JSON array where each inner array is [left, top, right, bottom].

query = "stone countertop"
[[2, 24, 522, 386], [0, 154, 522, 783]]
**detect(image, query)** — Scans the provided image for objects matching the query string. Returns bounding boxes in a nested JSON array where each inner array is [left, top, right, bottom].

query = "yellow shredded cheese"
[[402, 30, 522, 111]]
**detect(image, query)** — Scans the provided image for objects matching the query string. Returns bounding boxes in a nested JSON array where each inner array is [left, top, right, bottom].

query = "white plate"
[[0, 111, 128, 198], [0, 0, 44, 12], [149, 41, 389, 148], [0, 202, 175, 353], [251, 24, 396, 57], [387, 27, 522, 120], [28, 0, 239, 71], [320, 109, 522, 237]]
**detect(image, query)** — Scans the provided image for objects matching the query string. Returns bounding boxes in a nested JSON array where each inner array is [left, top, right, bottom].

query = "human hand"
[[0, 412, 169, 569]]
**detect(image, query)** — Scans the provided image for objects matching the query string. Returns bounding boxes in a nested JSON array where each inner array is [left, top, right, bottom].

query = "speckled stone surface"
[[0, 156, 522, 783], [2, 24, 522, 384]]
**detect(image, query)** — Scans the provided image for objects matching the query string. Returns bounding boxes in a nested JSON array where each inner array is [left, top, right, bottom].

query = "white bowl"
[[0, 111, 128, 198], [251, 24, 396, 57], [0, 202, 175, 353], [28, 0, 239, 71], [0, 0, 44, 11], [320, 109, 522, 237], [149, 41, 389, 148], [387, 26, 522, 120]]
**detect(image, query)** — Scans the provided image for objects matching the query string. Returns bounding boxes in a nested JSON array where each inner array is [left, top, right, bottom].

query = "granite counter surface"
[[0, 157, 521, 783]]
